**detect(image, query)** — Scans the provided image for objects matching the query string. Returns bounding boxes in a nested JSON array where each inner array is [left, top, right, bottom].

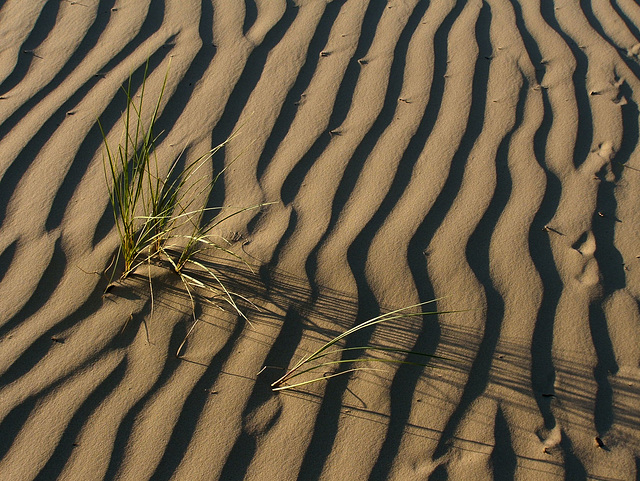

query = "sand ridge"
[[0, 0, 639, 479]]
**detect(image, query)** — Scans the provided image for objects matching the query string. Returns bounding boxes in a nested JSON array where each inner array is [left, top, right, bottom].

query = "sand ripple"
[[0, 0, 639, 479]]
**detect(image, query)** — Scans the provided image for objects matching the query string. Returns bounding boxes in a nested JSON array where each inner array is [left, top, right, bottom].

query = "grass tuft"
[[100, 60, 272, 355]]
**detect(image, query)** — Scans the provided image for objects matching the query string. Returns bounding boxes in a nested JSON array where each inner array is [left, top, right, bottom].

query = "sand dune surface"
[[1, 0, 640, 479]]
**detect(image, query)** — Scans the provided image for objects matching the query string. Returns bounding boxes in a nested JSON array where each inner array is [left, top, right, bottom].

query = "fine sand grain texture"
[[1, 0, 640, 480]]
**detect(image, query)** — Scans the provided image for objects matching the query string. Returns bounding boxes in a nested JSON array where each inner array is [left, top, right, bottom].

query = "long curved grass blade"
[[271, 367, 388, 391], [276, 357, 438, 388], [270, 301, 464, 391]]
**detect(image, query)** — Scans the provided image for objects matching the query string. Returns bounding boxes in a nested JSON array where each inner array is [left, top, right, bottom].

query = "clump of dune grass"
[[100, 60, 166, 279], [270, 301, 452, 391], [100, 61, 270, 355]]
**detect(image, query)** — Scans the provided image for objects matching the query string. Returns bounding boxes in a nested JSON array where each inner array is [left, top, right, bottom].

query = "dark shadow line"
[[261, 206, 298, 279], [301, 0, 490, 474], [407, 0, 491, 289], [509, 0, 543, 84], [0, 0, 166, 230], [243, 0, 258, 36], [559, 429, 588, 480], [398, 0, 490, 456], [257, 0, 386, 305], [0, 313, 143, 467], [0, 0, 58, 94], [559, 0, 637, 439], [434, 57, 525, 460], [218, 431, 257, 481], [89, 47, 179, 249], [148, 318, 245, 481], [491, 407, 517, 480], [0, 77, 97, 228], [0, 395, 38, 463], [293, 4, 436, 480], [588, 303, 617, 435], [48, 44, 175, 232], [102, 320, 190, 481], [428, 463, 448, 480], [586, 83, 637, 436], [0, 0, 118, 141], [581, 0, 640, 81], [204, 1, 298, 217], [149, 0, 215, 141], [538, 1, 592, 170], [254, 0, 346, 183], [217, 308, 306, 481], [611, 0, 640, 43], [278, 0, 387, 205], [47, 0, 216, 232], [33, 358, 128, 481], [365, 0, 468, 477], [294, 318, 380, 481], [0, 267, 138, 389], [0, 240, 17, 286], [0, 237, 66, 340], [305, 0, 431, 296], [511, 0, 563, 431], [613, 81, 639, 175], [90, 49, 175, 246]]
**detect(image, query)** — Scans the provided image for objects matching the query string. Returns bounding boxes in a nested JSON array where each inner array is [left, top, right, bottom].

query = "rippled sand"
[[0, 1, 639, 479]]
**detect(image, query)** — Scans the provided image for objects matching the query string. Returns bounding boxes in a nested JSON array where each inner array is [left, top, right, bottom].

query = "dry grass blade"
[[270, 300, 461, 391]]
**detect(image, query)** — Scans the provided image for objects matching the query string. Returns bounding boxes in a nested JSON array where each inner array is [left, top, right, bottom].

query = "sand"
[[0, 0, 639, 479]]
